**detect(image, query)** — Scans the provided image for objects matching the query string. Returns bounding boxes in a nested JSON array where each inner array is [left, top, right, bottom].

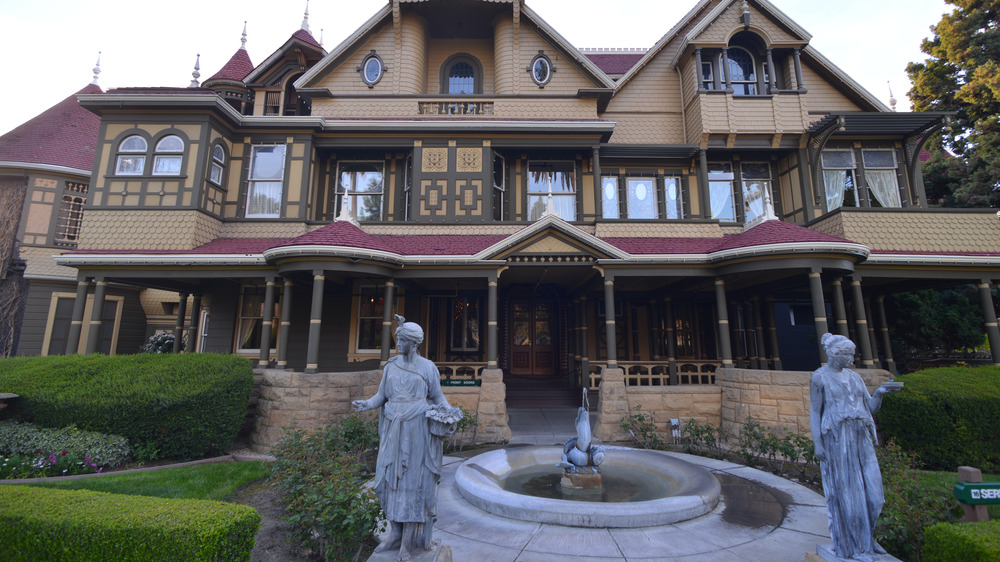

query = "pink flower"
[[96, 468, 102, 473], [61, 451, 68, 456]]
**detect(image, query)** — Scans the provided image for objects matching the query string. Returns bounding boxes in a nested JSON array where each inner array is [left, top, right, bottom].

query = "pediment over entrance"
[[476, 214, 627, 261]]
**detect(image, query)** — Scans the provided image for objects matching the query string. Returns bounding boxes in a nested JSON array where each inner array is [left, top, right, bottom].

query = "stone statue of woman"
[[353, 314, 460, 561], [810, 333, 902, 561]]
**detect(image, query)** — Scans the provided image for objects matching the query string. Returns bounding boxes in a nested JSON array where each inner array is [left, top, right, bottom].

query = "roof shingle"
[[0, 84, 102, 171]]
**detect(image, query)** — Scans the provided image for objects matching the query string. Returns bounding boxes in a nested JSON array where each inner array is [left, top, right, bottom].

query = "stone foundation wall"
[[718, 367, 891, 438], [249, 368, 511, 453]]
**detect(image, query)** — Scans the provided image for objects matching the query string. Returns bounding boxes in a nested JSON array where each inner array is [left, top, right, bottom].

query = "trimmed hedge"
[[923, 520, 1000, 562], [0, 354, 253, 460], [878, 367, 1000, 471], [0, 485, 260, 561]]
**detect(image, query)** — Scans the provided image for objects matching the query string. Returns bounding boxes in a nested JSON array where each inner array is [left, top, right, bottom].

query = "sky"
[[0, 0, 951, 136]]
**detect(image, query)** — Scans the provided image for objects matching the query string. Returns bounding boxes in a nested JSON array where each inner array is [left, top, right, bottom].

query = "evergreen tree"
[[907, 0, 1000, 207]]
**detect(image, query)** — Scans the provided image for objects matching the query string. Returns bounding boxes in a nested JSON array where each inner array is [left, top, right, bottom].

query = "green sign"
[[954, 482, 1000, 505], [441, 379, 481, 387]]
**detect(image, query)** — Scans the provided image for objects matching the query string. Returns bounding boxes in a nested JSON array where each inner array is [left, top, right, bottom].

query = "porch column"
[[875, 296, 896, 373], [792, 48, 805, 90], [849, 277, 875, 367], [592, 146, 603, 219], [276, 279, 293, 369], [765, 48, 776, 93], [865, 297, 881, 368], [488, 276, 498, 369], [664, 297, 678, 384], [650, 297, 662, 360], [977, 280, 1000, 366], [258, 279, 276, 368], [752, 297, 767, 369], [729, 299, 742, 366], [85, 278, 108, 354], [831, 277, 850, 337], [380, 281, 395, 366], [721, 48, 733, 93], [572, 298, 581, 374], [604, 276, 617, 368], [765, 296, 783, 370], [65, 277, 90, 354], [173, 292, 188, 354], [305, 270, 325, 373], [189, 294, 202, 353], [808, 269, 829, 363], [715, 278, 734, 367], [580, 296, 590, 385]]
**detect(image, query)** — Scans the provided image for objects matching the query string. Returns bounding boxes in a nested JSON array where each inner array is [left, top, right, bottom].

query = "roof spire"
[[301, 0, 310, 32], [335, 194, 359, 227], [91, 52, 102, 86], [887, 81, 897, 112], [189, 53, 201, 88], [241, 21, 248, 50], [320, 28, 324, 47]]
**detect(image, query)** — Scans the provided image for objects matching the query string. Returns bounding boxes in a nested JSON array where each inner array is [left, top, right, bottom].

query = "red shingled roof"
[[585, 53, 644, 75], [0, 83, 101, 171], [606, 220, 855, 255], [292, 28, 323, 50], [274, 221, 506, 255], [207, 48, 255, 82]]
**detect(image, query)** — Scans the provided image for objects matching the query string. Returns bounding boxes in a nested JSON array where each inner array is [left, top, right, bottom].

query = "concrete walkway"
[[428, 407, 832, 561]]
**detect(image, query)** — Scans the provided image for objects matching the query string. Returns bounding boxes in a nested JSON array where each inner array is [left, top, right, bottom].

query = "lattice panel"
[[456, 147, 482, 173]]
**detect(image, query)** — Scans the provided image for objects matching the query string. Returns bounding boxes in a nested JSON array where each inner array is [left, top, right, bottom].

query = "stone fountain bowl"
[[455, 445, 721, 528]]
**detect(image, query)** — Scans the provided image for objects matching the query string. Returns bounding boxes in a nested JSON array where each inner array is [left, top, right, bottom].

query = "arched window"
[[152, 135, 184, 176], [440, 54, 483, 95], [728, 47, 757, 95], [209, 144, 226, 186], [115, 135, 147, 175]]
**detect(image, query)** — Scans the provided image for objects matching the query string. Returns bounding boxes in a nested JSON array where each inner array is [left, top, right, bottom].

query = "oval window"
[[529, 53, 553, 87], [360, 53, 384, 87], [604, 180, 616, 200]]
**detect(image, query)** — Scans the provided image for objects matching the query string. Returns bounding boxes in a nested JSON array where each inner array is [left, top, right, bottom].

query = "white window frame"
[[152, 135, 184, 176], [115, 135, 147, 176], [209, 144, 226, 186], [708, 162, 737, 222], [336, 160, 385, 222], [527, 160, 576, 222], [245, 144, 286, 218]]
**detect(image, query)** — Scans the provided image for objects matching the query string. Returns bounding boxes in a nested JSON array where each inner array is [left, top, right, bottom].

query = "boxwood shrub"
[[0, 485, 261, 561], [878, 367, 1000, 471], [0, 354, 253, 461], [923, 520, 1000, 562]]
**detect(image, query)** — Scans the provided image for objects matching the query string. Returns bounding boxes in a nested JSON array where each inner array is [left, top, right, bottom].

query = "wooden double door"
[[510, 298, 557, 376]]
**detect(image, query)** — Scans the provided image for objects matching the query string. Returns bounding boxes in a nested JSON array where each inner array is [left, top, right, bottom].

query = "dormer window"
[[440, 54, 483, 95], [152, 135, 184, 176], [115, 135, 147, 175]]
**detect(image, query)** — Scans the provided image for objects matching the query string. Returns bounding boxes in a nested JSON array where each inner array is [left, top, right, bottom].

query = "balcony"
[[418, 100, 494, 116]]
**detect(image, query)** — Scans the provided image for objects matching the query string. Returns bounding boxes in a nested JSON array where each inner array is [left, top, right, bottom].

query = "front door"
[[510, 299, 556, 376]]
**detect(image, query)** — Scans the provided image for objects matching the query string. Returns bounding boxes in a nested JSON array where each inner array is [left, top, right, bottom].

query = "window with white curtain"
[[236, 285, 277, 352], [822, 148, 900, 210], [246, 145, 286, 218], [528, 161, 576, 221], [862, 149, 901, 208], [741, 162, 772, 223], [822, 150, 858, 210], [708, 163, 736, 222]]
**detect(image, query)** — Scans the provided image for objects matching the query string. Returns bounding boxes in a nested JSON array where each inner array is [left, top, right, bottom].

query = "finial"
[[301, 0, 310, 32], [91, 52, 102, 85], [887, 81, 897, 112], [335, 195, 359, 226], [189, 53, 201, 88], [320, 28, 324, 47], [241, 21, 248, 50]]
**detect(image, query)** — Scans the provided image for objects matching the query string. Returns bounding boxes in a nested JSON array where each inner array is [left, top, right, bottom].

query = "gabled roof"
[[296, 1, 615, 91], [244, 28, 326, 85], [0, 83, 102, 174], [206, 48, 255, 83]]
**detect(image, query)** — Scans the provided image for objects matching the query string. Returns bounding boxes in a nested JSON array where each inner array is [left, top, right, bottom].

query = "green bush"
[[0, 484, 261, 561], [876, 440, 958, 561], [0, 354, 253, 461], [878, 367, 1000, 471], [923, 520, 1000, 562], [0, 420, 131, 468], [620, 405, 663, 450], [270, 417, 383, 561]]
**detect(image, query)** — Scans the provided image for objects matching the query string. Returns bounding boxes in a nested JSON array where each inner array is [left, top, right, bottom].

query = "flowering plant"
[[1, 449, 105, 479]]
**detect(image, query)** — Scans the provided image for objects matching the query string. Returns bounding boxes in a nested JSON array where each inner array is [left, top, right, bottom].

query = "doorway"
[[510, 298, 556, 376]]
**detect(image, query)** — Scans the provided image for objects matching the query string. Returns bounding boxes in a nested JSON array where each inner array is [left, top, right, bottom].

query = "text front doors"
[[510, 299, 556, 376]]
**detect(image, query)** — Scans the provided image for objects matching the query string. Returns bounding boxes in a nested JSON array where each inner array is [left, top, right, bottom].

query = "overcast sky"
[[0, 0, 949, 136]]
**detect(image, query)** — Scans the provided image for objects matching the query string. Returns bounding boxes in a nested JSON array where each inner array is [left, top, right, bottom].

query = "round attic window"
[[360, 52, 385, 88], [528, 52, 554, 87]]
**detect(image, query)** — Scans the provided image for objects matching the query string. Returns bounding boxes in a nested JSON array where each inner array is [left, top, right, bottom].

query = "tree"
[[907, 0, 1000, 207], [884, 286, 985, 356]]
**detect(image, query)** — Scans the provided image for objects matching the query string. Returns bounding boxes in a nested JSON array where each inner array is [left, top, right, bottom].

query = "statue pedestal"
[[367, 544, 452, 562], [806, 544, 900, 562], [559, 471, 604, 497]]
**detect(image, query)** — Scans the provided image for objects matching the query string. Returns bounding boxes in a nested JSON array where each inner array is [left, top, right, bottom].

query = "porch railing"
[[585, 361, 720, 389], [437, 362, 487, 382], [418, 100, 494, 116]]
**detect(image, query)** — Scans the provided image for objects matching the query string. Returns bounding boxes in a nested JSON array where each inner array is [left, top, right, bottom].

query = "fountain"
[[455, 391, 721, 528]]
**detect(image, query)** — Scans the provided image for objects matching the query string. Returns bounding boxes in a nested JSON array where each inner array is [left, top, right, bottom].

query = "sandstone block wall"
[[626, 386, 722, 443], [249, 368, 511, 453], [718, 367, 891, 438]]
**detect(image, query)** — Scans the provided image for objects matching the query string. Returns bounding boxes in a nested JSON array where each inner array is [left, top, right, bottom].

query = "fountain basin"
[[455, 446, 721, 527]]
